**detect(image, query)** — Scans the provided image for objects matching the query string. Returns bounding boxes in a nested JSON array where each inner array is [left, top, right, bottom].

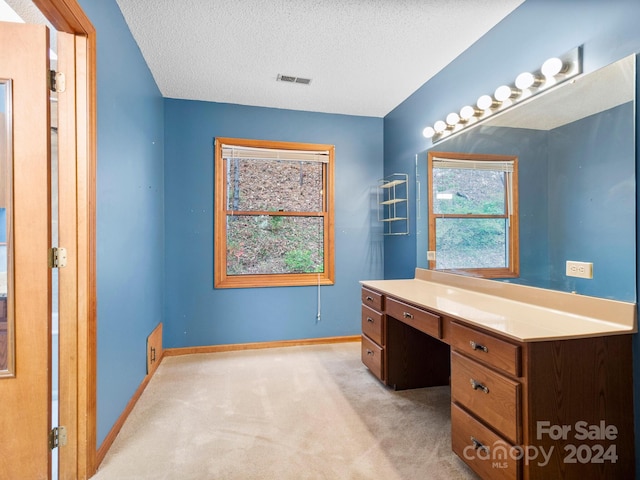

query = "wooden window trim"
[[427, 151, 519, 279], [214, 137, 335, 288]]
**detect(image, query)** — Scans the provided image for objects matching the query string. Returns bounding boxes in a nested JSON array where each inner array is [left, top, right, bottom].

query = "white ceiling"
[[114, 0, 525, 117], [4, 0, 632, 130], [0, 0, 22, 22]]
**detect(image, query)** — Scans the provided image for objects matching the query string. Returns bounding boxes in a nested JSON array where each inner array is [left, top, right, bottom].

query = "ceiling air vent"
[[277, 74, 311, 85]]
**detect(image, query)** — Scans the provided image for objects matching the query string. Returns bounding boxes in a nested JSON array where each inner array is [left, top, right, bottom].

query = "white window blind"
[[433, 156, 515, 216], [221, 144, 330, 163], [433, 157, 514, 172]]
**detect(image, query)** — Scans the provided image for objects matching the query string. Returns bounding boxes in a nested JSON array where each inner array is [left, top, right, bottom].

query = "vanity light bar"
[[422, 47, 582, 143]]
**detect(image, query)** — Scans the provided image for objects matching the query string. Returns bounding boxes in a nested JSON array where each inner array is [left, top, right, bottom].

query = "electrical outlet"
[[427, 251, 436, 261], [566, 261, 593, 279]]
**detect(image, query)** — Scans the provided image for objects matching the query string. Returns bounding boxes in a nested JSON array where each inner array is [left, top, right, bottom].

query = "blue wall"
[[78, 0, 165, 447], [163, 99, 383, 348], [548, 103, 635, 300]]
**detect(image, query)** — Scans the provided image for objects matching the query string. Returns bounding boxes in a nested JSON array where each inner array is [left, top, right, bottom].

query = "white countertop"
[[361, 270, 637, 342]]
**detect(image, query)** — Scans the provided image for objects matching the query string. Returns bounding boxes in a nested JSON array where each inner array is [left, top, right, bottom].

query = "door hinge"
[[49, 247, 67, 268], [49, 70, 66, 93], [49, 426, 67, 450]]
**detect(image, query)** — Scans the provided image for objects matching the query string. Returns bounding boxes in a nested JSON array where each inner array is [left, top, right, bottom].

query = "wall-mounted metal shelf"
[[378, 173, 409, 235]]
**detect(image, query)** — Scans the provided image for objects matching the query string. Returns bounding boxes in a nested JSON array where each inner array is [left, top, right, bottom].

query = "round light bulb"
[[446, 112, 460, 126], [541, 57, 565, 77], [515, 71, 542, 89], [460, 105, 479, 120], [434, 120, 447, 133], [476, 94, 495, 111], [422, 126, 435, 139], [494, 85, 519, 102]]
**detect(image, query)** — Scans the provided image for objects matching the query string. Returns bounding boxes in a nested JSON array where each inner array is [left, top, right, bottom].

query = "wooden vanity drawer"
[[361, 334, 384, 381], [451, 351, 521, 444], [450, 322, 521, 377], [361, 288, 384, 312], [386, 297, 441, 338], [452, 403, 519, 480], [361, 305, 384, 346]]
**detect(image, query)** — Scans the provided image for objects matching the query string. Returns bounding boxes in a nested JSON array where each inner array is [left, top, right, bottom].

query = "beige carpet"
[[91, 342, 478, 480]]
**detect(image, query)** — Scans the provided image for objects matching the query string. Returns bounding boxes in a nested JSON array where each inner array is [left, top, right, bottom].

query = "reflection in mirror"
[[427, 152, 519, 278], [417, 55, 636, 301], [0, 79, 13, 377]]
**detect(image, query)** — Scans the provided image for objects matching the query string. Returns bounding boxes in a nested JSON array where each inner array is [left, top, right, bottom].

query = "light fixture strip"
[[423, 46, 582, 144]]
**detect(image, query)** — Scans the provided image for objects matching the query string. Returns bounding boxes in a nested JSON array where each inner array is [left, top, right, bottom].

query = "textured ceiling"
[[114, 0, 524, 117]]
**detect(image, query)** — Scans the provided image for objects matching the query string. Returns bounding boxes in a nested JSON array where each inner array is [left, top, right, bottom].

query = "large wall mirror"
[[416, 54, 636, 302]]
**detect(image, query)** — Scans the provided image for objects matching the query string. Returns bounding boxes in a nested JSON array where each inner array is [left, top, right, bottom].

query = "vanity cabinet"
[[361, 288, 385, 382], [449, 321, 521, 376], [359, 285, 635, 479], [452, 403, 519, 480], [450, 324, 522, 479], [451, 351, 521, 445], [363, 286, 450, 391]]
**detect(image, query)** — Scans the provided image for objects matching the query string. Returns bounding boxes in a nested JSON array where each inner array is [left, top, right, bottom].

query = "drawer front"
[[451, 351, 521, 444], [451, 403, 519, 480], [386, 297, 441, 338], [361, 335, 384, 381], [361, 305, 384, 346], [450, 322, 521, 377], [361, 288, 384, 312]]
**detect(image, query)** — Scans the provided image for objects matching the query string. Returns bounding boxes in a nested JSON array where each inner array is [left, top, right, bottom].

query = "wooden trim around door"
[[32, 1, 97, 478], [56, 30, 79, 480]]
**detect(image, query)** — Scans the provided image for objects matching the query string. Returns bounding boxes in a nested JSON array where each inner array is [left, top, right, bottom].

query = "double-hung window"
[[214, 138, 335, 288], [427, 151, 519, 278]]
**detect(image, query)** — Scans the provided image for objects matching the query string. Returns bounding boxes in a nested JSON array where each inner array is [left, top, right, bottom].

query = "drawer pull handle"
[[469, 341, 488, 353], [366, 349, 374, 356], [470, 379, 490, 394], [403, 312, 414, 319], [366, 296, 374, 302], [367, 317, 374, 323], [470, 436, 489, 453]]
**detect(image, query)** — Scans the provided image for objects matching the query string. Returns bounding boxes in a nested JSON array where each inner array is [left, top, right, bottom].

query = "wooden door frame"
[[31, 1, 97, 478]]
